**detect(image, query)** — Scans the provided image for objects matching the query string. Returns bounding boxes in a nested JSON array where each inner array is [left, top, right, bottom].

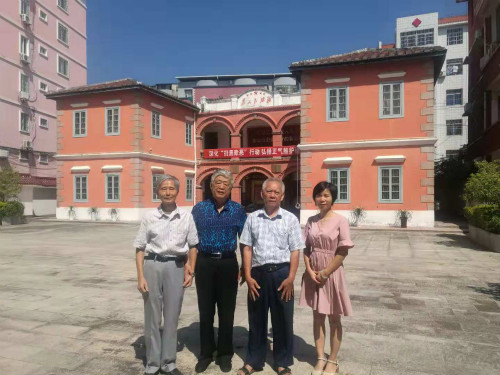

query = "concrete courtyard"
[[0, 220, 499, 375]]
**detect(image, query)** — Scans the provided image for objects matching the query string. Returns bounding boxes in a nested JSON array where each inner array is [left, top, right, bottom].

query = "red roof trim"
[[20, 174, 56, 187], [438, 15, 468, 24]]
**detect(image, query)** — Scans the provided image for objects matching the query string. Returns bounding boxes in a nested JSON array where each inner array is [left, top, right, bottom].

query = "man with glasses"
[[191, 169, 247, 373]]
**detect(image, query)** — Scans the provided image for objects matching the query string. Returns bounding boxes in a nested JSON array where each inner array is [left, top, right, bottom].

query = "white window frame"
[[152, 174, 162, 202], [20, 72, 29, 94], [20, 34, 29, 57], [39, 117, 48, 129], [39, 80, 48, 93], [39, 44, 48, 58], [327, 167, 350, 203], [57, 55, 69, 78], [57, 0, 68, 13], [326, 86, 349, 122], [20, 111, 30, 133], [20, 0, 30, 16], [39, 9, 47, 22], [379, 81, 404, 119], [185, 122, 193, 146], [74, 174, 88, 202], [446, 58, 463, 75], [151, 111, 161, 138], [378, 166, 403, 203], [39, 153, 49, 164], [446, 119, 463, 136], [73, 110, 87, 137], [57, 21, 69, 45], [446, 89, 462, 106], [400, 28, 434, 47], [105, 107, 120, 135], [105, 173, 121, 202], [447, 27, 463, 45], [186, 177, 194, 201]]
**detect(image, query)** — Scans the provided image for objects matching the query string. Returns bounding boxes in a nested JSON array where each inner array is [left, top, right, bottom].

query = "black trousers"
[[246, 264, 294, 370], [195, 254, 239, 360]]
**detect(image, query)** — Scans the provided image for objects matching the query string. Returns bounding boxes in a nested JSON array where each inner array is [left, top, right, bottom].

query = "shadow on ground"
[[468, 283, 500, 301], [435, 233, 486, 251]]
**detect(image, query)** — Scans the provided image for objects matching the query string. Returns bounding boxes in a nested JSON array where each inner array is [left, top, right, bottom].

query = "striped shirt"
[[240, 207, 305, 267], [134, 206, 198, 257]]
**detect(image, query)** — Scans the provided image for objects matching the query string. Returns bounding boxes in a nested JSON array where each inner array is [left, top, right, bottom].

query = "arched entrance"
[[241, 172, 267, 213], [240, 119, 273, 148], [282, 170, 300, 218], [281, 117, 300, 146], [201, 174, 213, 201]]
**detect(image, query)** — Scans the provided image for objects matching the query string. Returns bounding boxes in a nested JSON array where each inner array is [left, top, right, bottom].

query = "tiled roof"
[[289, 46, 447, 69], [46, 78, 199, 111], [20, 174, 56, 187], [381, 43, 395, 49], [438, 15, 468, 24]]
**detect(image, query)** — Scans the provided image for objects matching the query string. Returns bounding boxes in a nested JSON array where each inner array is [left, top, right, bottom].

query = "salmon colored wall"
[[60, 158, 135, 208], [304, 59, 431, 142], [303, 146, 429, 210]]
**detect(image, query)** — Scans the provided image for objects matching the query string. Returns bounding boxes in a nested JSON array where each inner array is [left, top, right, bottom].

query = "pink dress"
[[299, 213, 354, 316]]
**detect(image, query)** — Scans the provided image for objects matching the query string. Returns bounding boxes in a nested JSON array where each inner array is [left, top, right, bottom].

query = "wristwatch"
[[319, 271, 328, 280]]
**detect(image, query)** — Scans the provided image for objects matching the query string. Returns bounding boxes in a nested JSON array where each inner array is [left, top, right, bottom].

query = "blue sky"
[[87, 0, 467, 85]]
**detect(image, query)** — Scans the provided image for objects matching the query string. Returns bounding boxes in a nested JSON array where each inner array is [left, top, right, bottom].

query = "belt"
[[145, 253, 186, 262], [254, 262, 289, 272], [198, 251, 236, 260]]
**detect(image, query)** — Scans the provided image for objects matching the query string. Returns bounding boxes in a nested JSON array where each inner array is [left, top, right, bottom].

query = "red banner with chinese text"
[[203, 146, 297, 159]]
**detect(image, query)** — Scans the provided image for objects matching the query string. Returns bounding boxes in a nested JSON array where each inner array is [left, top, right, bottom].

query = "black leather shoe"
[[217, 357, 232, 373], [195, 358, 212, 373]]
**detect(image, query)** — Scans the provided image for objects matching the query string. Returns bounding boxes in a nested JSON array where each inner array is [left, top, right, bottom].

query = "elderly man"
[[238, 178, 305, 375], [191, 169, 247, 373], [134, 174, 198, 375]]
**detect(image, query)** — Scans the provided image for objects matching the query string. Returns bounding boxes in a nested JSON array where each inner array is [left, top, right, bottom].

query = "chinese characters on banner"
[[204, 146, 297, 159]]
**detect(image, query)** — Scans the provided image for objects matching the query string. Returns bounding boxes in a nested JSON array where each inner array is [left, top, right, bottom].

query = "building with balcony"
[[290, 46, 446, 227], [460, 0, 500, 160], [0, 0, 87, 215], [395, 12, 469, 160], [46, 79, 199, 221]]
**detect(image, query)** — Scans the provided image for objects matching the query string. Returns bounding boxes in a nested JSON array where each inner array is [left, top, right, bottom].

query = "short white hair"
[[262, 177, 285, 193], [210, 169, 234, 186], [154, 174, 180, 192]]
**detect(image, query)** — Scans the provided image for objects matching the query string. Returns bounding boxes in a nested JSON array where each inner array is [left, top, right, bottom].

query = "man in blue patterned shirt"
[[191, 169, 247, 373]]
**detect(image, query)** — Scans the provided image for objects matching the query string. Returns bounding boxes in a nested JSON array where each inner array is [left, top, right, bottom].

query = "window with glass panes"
[[58, 22, 68, 44], [380, 82, 403, 117], [152, 111, 160, 138], [73, 110, 86, 136], [400, 29, 434, 47], [186, 177, 193, 201], [105, 107, 120, 135], [74, 175, 88, 201], [446, 59, 463, 75], [446, 119, 463, 135], [20, 112, 30, 133], [327, 87, 348, 121], [328, 168, 350, 203], [20, 0, 30, 16], [20, 35, 29, 56], [152, 174, 162, 201], [379, 166, 402, 203], [58, 0, 68, 11], [106, 174, 120, 201], [446, 89, 462, 106], [185, 122, 192, 145], [58, 56, 69, 77], [20, 73, 29, 93], [447, 28, 463, 45]]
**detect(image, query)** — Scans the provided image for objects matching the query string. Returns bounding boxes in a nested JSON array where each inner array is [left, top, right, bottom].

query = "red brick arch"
[[277, 110, 300, 131], [196, 116, 235, 136], [196, 167, 221, 186], [234, 166, 274, 186], [235, 112, 277, 132]]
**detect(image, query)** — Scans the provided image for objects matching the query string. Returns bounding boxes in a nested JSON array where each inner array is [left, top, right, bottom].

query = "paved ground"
[[0, 220, 499, 375]]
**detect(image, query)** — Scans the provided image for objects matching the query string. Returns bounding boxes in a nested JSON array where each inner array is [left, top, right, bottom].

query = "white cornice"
[[378, 71, 406, 79], [184, 169, 196, 175], [151, 166, 165, 172], [70, 102, 88, 108], [70, 166, 90, 173], [151, 103, 164, 110], [323, 157, 353, 165], [298, 137, 437, 151], [325, 77, 350, 84], [103, 100, 121, 105], [55, 152, 195, 166], [101, 165, 123, 172], [374, 155, 406, 163]]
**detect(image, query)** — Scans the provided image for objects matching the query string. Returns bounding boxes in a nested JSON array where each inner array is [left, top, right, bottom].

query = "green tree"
[[0, 168, 22, 202], [463, 160, 500, 206]]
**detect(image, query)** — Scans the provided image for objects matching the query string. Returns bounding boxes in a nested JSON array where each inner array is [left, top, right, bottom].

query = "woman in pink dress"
[[299, 181, 354, 375]]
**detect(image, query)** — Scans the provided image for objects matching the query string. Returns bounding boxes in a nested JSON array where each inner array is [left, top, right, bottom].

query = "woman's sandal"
[[322, 359, 339, 375], [237, 366, 255, 375], [311, 358, 327, 375], [277, 367, 292, 375]]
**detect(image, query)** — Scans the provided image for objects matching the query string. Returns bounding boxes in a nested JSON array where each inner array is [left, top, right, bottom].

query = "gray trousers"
[[143, 258, 185, 373]]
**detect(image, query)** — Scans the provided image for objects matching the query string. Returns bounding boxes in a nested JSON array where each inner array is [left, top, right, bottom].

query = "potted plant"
[[396, 210, 412, 228], [68, 206, 76, 220], [88, 207, 99, 221], [109, 208, 119, 222], [350, 207, 366, 227]]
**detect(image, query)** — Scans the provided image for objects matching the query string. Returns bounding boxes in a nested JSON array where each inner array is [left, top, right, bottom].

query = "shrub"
[[463, 161, 500, 206], [464, 204, 500, 234], [0, 169, 22, 202], [0, 201, 24, 217]]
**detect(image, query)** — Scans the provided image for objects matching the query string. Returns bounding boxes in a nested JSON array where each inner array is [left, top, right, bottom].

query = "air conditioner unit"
[[19, 91, 30, 101], [21, 14, 31, 24], [22, 140, 32, 150], [20, 53, 31, 64]]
